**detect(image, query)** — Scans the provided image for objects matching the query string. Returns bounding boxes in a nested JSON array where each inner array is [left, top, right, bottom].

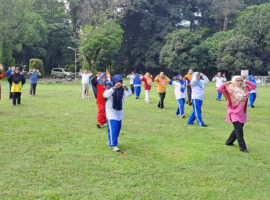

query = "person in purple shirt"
[[27, 68, 41, 96]]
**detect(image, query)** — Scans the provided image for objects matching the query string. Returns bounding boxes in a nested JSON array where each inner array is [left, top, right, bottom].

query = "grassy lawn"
[[0, 78, 269, 199]]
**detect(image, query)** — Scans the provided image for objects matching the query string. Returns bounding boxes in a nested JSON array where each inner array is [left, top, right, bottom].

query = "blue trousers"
[[134, 86, 141, 98], [107, 120, 122, 147], [176, 98, 185, 116], [249, 93, 257, 106], [217, 91, 222, 100], [188, 99, 205, 126]]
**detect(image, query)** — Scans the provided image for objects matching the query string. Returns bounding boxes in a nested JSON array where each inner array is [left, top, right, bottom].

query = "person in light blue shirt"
[[27, 68, 41, 96]]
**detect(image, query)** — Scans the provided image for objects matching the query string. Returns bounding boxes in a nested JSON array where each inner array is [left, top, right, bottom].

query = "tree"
[[217, 35, 263, 74], [160, 29, 214, 72], [29, 58, 44, 76], [80, 17, 124, 70]]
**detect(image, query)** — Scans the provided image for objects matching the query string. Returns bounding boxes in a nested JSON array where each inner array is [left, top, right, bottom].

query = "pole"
[[75, 49, 77, 82]]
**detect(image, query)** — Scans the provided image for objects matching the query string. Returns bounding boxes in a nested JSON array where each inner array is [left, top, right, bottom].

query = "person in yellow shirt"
[[155, 72, 170, 110], [184, 69, 193, 105], [8, 68, 26, 106]]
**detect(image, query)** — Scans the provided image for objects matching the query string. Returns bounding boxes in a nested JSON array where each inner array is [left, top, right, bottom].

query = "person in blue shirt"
[[27, 68, 41, 96]]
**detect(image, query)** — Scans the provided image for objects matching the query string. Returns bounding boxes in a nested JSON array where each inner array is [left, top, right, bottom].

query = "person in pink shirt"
[[217, 76, 256, 153], [141, 72, 154, 103]]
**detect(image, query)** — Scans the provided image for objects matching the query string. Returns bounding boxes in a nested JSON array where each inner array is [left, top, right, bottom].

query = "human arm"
[[255, 77, 262, 84], [0, 65, 6, 79], [154, 75, 159, 82], [245, 80, 257, 91], [166, 77, 170, 84], [201, 74, 209, 85], [37, 69, 41, 76], [223, 74, 227, 82], [27, 69, 31, 75], [22, 76, 26, 85], [217, 82, 229, 95], [168, 78, 174, 85], [212, 77, 216, 81], [90, 75, 98, 88], [123, 84, 133, 98], [8, 75, 12, 84]]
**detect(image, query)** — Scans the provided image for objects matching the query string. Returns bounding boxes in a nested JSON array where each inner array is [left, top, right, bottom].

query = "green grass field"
[[0, 78, 269, 199]]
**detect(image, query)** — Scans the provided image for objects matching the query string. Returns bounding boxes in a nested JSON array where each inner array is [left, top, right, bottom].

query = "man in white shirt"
[[188, 72, 209, 127], [127, 71, 135, 94], [212, 72, 227, 101], [79, 70, 93, 98]]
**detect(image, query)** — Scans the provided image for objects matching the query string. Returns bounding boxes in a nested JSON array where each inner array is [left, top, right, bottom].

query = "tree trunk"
[[223, 13, 228, 31], [92, 48, 101, 70]]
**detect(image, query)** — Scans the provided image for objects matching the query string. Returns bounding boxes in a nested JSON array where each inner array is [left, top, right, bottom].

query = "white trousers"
[[145, 90, 150, 102]]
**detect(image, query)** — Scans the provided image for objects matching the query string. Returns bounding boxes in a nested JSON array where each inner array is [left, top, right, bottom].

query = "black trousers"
[[9, 88, 13, 99], [13, 92, 21, 105], [226, 121, 247, 151], [130, 84, 134, 94], [187, 85, 192, 103], [30, 83, 37, 95], [157, 92, 166, 109]]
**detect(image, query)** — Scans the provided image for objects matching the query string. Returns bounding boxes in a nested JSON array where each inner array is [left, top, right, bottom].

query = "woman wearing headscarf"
[[169, 74, 190, 118], [187, 72, 209, 127], [133, 73, 143, 99], [217, 76, 257, 153], [103, 75, 132, 152], [91, 71, 111, 128], [0, 64, 7, 101], [8, 67, 26, 106], [154, 72, 170, 110], [140, 72, 154, 103], [247, 75, 261, 108]]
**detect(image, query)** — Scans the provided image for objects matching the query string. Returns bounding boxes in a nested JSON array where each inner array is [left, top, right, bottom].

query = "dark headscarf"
[[8, 72, 25, 85], [106, 75, 124, 111], [177, 74, 186, 93], [91, 72, 111, 99]]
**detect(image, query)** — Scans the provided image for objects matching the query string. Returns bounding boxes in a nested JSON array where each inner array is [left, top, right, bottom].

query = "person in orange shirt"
[[184, 69, 193, 105], [154, 72, 170, 110]]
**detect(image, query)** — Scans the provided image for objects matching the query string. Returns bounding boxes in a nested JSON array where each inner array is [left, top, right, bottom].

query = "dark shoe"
[[202, 125, 208, 127], [136, 97, 138, 99], [12, 104, 15, 106], [187, 123, 194, 125], [186, 101, 188, 104], [251, 105, 254, 108], [18, 103, 21, 105], [218, 99, 221, 101], [241, 149, 249, 153], [189, 103, 192, 106], [226, 143, 234, 146], [96, 123, 102, 128]]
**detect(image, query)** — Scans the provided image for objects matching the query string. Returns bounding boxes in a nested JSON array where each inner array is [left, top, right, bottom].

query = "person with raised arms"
[[247, 75, 261, 108], [187, 72, 209, 127], [133, 73, 143, 99], [184, 69, 193, 105], [28, 68, 41, 96], [217, 76, 256, 153], [91, 71, 111, 128], [155, 72, 170, 110], [103, 75, 132, 152], [212, 72, 227, 101], [78, 70, 93, 99], [127, 71, 135, 94], [140, 72, 154, 103], [169, 73, 190, 118], [0, 64, 7, 101]]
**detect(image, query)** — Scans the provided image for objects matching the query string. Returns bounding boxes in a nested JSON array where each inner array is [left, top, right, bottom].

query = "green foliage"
[[217, 35, 263, 74], [29, 58, 44, 76], [160, 30, 214, 72], [82, 63, 90, 71], [80, 17, 124, 69], [68, 65, 75, 73]]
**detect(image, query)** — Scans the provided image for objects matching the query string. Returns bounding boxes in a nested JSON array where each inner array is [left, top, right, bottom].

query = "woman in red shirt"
[[141, 72, 154, 103], [91, 72, 111, 128]]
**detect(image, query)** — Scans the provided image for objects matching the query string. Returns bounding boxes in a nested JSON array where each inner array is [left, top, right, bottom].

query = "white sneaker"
[[86, 96, 90, 98], [103, 123, 107, 126], [82, 96, 85, 99], [112, 147, 120, 152], [181, 114, 185, 118], [96, 123, 102, 128]]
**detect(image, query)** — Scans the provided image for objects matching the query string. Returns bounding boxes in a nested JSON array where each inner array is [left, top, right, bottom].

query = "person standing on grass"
[[127, 71, 135, 94], [28, 68, 41, 96], [155, 72, 170, 110], [133, 73, 143, 99], [6, 66, 16, 99], [187, 72, 209, 127], [0, 64, 7, 101], [212, 72, 227, 101], [140, 72, 154, 103], [91, 71, 111, 128], [247, 75, 261, 108], [103, 75, 132, 152], [8, 68, 26, 106], [184, 69, 193, 106], [169, 73, 190, 118], [217, 76, 257, 153], [79, 70, 93, 99]]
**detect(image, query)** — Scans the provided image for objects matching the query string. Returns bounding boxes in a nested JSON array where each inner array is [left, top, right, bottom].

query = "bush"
[[82, 63, 90, 71], [68, 65, 75, 73], [29, 59, 44, 77]]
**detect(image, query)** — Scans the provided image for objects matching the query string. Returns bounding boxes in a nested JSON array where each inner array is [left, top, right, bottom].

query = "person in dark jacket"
[[8, 68, 26, 106]]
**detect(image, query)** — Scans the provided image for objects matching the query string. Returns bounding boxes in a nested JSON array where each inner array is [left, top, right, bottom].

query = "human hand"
[[200, 73, 204, 76], [227, 81, 232, 85], [96, 72, 102, 77], [11, 72, 14, 75], [223, 73, 225, 77], [106, 71, 110, 77], [215, 74, 217, 77], [114, 82, 122, 89], [0, 65, 3, 70], [243, 79, 247, 83], [123, 84, 128, 90]]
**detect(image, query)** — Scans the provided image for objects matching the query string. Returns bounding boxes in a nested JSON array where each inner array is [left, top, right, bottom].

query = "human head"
[[177, 74, 183, 81], [188, 69, 193, 75], [84, 70, 88, 74], [232, 76, 243, 87], [100, 72, 107, 83], [112, 75, 123, 87], [131, 71, 135, 75], [32, 68, 36, 73], [11, 66, 15, 71], [145, 72, 150, 78], [249, 75, 255, 80], [15, 67, 20, 74], [160, 72, 165, 78], [217, 72, 221, 77]]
